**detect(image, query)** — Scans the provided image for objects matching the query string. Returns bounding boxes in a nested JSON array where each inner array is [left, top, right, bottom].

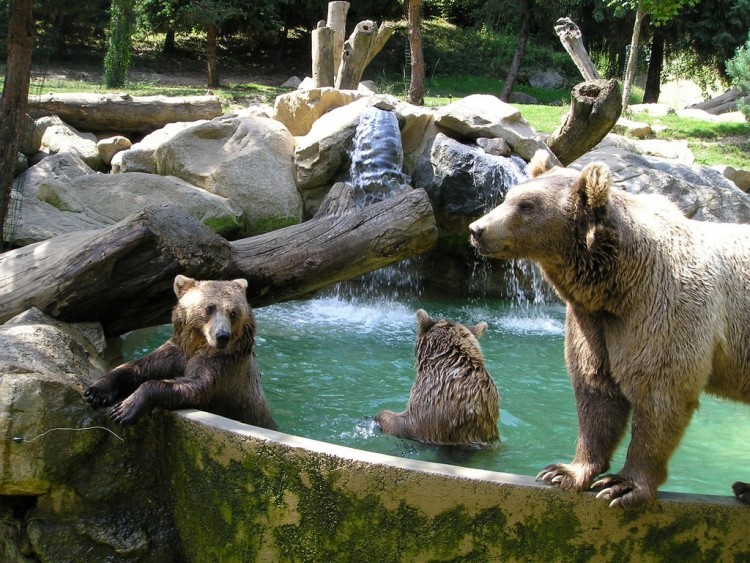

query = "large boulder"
[[0, 309, 181, 561], [154, 114, 303, 235], [111, 120, 207, 174], [36, 115, 104, 170], [434, 94, 558, 164], [8, 152, 244, 246], [274, 87, 365, 136], [571, 140, 750, 223]]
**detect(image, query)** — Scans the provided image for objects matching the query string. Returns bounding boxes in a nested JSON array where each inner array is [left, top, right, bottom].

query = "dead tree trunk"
[[0, 0, 34, 248], [26, 93, 223, 134], [407, 0, 425, 106], [312, 22, 335, 87], [206, 22, 219, 88], [500, 0, 533, 102], [327, 1, 350, 78], [335, 20, 378, 90], [545, 79, 622, 166], [0, 188, 437, 335], [554, 17, 600, 82]]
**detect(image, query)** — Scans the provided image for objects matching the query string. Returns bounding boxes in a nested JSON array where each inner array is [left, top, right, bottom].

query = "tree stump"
[[327, 1, 350, 77], [312, 23, 335, 87], [335, 20, 378, 90], [546, 79, 622, 166]]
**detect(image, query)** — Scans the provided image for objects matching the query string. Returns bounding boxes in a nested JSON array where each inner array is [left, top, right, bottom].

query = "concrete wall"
[[163, 410, 750, 562]]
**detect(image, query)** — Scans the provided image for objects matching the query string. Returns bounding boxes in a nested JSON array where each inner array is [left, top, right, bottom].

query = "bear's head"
[[415, 309, 487, 367], [469, 150, 616, 269], [171, 275, 255, 356]]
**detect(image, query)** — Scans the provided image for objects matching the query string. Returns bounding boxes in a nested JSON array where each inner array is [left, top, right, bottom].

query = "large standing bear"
[[85, 275, 276, 429], [376, 309, 499, 447], [469, 151, 749, 508]]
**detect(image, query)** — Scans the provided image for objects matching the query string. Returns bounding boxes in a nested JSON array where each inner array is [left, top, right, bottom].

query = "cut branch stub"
[[554, 17, 600, 82]]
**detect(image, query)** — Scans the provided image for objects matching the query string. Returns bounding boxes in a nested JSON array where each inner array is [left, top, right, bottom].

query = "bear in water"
[[376, 309, 499, 447], [470, 150, 750, 507], [85, 275, 276, 429]]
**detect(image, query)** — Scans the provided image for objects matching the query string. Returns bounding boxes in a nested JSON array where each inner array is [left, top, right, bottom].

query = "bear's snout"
[[215, 328, 231, 349], [470, 224, 484, 244]]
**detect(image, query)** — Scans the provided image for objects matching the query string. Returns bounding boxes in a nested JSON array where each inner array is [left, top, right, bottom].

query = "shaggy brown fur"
[[375, 309, 499, 447], [470, 151, 750, 508], [85, 275, 276, 429]]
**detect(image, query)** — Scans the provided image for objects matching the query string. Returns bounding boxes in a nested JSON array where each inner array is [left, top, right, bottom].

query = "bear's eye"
[[205, 304, 216, 316], [518, 200, 535, 213], [229, 310, 237, 320]]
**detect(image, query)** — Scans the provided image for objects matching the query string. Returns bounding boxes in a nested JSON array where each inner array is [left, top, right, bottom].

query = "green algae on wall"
[[161, 411, 750, 563]]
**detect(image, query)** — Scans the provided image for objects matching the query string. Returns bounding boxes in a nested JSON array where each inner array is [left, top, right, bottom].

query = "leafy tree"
[[614, 0, 698, 110], [104, 0, 136, 87], [726, 31, 750, 119]]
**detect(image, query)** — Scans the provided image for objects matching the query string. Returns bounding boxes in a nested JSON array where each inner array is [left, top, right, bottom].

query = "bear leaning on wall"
[[469, 150, 750, 508], [85, 275, 276, 429], [375, 309, 500, 447]]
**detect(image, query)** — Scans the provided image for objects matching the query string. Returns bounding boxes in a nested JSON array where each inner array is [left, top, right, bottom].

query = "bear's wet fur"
[[85, 275, 276, 429], [470, 150, 750, 508], [375, 309, 499, 447]]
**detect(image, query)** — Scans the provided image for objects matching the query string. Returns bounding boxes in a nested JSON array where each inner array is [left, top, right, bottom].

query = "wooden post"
[[554, 17, 600, 82], [335, 20, 378, 90], [545, 79, 622, 166], [312, 22, 335, 87], [327, 1, 350, 79]]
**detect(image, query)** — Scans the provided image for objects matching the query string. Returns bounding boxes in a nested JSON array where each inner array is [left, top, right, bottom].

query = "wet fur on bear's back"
[[375, 309, 500, 447]]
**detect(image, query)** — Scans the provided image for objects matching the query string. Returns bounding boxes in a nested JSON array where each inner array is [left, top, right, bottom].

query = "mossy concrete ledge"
[[163, 409, 749, 562]]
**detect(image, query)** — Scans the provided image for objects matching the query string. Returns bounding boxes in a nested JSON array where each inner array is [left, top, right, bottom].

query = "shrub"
[[726, 31, 750, 120]]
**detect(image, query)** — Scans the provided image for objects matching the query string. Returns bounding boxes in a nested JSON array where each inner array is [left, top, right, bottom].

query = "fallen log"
[[0, 188, 437, 336], [26, 92, 223, 134], [689, 88, 750, 115], [546, 79, 622, 166]]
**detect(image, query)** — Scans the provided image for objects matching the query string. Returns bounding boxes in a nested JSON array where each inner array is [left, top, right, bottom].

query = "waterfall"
[[348, 107, 411, 205]]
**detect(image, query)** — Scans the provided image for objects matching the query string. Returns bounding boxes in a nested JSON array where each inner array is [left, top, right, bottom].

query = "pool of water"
[[122, 293, 750, 497]]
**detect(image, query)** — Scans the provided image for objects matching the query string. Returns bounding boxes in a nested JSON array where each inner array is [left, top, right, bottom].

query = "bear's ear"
[[232, 278, 248, 291], [174, 275, 197, 298], [416, 309, 436, 334], [469, 321, 488, 339], [527, 149, 554, 178], [576, 162, 612, 213]]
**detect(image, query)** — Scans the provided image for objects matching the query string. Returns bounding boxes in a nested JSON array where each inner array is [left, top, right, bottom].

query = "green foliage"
[[727, 32, 750, 120], [104, 0, 136, 88]]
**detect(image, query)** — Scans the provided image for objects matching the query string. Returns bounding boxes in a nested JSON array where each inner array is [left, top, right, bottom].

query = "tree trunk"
[[327, 1, 350, 80], [26, 92, 223, 134], [643, 29, 663, 104], [0, 0, 34, 249], [335, 20, 378, 90], [554, 17, 600, 82], [163, 26, 176, 53], [545, 79, 622, 166], [621, 3, 645, 111], [312, 23, 335, 87], [0, 189, 437, 336], [500, 0, 532, 102], [206, 22, 219, 88], [407, 0, 425, 106]]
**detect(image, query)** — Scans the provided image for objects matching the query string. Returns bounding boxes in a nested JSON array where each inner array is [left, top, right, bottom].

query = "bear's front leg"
[[85, 341, 186, 408], [110, 377, 206, 425], [591, 395, 698, 508], [538, 310, 630, 491]]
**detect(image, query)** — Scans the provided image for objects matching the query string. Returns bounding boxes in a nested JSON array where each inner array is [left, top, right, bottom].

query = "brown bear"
[[85, 275, 276, 429], [375, 309, 499, 447], [469, 151, 750, 508]]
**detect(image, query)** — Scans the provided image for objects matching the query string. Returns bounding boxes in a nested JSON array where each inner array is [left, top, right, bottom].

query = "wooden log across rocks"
[[0, 187, 438, 336], [26, 92, 223, 134]]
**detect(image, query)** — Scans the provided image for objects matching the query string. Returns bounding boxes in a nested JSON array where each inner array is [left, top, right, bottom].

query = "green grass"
[[629, 111, 750, 169]]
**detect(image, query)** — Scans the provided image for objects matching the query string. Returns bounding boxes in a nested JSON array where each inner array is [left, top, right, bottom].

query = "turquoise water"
[[123, 293, 750, 497]]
